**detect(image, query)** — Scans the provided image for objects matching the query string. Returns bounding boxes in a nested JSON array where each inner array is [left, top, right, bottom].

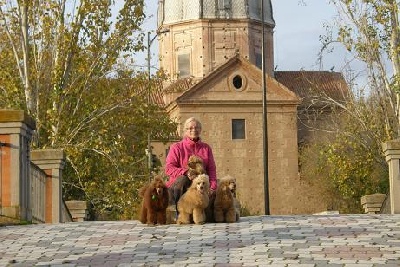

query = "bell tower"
[[157, 0, 275, 84]]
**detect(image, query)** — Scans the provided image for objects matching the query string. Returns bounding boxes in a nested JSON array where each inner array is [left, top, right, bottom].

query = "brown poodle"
[[168, 155, 206, 206], [205, 190, 216, 223], [139, 176, 170, 225], [177, 174, 210, 225], [187, 155, 205, 177], [214, 175, 240, 223]]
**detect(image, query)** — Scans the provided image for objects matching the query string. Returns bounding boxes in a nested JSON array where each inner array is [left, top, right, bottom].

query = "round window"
[[228, 72, 247, 92], [232, 75, 243, 90]]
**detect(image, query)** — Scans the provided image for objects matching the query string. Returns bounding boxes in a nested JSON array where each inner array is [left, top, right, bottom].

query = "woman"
[[165, 117, 217, 207]]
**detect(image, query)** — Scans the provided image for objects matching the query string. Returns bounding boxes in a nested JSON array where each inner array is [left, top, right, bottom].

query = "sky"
[[137, 0, 352, 74], [273, 0, 343, 71]]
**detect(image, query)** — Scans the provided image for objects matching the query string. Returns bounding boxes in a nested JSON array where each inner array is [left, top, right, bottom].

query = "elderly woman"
[[165, 117, 217, 208]]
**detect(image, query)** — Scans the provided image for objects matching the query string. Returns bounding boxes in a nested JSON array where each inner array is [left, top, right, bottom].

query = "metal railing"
[[30, 162, 46, 223]]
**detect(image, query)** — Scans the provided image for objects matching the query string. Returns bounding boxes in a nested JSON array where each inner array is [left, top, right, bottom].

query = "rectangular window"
[[232, 119, 245, 139], [178, 54, 190, 78], [218, 0, 231, 9], [255, 53, 262, 69]]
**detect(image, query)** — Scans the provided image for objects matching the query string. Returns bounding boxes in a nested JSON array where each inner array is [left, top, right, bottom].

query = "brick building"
[[152, 0, 347, 215]]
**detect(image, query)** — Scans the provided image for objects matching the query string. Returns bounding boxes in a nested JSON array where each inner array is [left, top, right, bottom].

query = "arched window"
[[178, 54, 191, 78], [218, 0, 231, 18]]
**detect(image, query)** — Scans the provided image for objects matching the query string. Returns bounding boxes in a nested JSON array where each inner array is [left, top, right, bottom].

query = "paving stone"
[[1, 215, 400, 266]]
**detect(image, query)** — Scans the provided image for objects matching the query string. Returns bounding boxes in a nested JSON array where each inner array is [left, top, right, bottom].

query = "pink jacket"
[[165, 136, 217, 190]]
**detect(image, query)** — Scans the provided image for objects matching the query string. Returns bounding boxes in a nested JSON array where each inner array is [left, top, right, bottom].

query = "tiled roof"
[[151, 70, 350, 107], [150, 79, 167, 106], [122, 76, 164, 106], [150, 77, 199, 107], [136, 78, 181, 140], [274, 71, 350, 105], [163, 77, 197, 94]]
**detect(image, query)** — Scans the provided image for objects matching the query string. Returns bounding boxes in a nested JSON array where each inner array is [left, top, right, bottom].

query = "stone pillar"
[[0, 110, 35, 221], [382, 139, 400, 214], [65, 201, 88, 222], [31, 149, 65, 223], [360, 193, 386, 214]]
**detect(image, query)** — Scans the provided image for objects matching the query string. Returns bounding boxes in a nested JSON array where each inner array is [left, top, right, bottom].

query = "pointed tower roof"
[[158, 0, 275, 26], [157, 0, 276, 84]]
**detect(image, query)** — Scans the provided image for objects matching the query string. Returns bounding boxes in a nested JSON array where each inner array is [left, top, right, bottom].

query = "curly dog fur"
[[187, 155, 205, 178], [139, 176, 169, 225], [205, 190, 216, 223], [214, 175, 240, 223], [168, 155, 205, 207], [177, 174, 210, 225]]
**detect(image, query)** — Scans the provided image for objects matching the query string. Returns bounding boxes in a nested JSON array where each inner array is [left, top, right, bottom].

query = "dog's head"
[[152, 176, 166, 196], [191, 174, 210, 194], [219, 175, 237, 195], [187, 155, 205, 177]]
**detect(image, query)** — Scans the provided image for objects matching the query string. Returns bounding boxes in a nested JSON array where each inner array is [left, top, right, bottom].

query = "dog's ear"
[[195, 163, 205, 174], [187, 169, 197, 178]]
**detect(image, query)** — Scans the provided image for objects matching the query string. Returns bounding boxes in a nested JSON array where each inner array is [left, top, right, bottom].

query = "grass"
[[0, 215, 28, 227]]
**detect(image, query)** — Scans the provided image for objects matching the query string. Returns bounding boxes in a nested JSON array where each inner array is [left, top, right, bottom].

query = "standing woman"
[[165, 117, 217, 208]]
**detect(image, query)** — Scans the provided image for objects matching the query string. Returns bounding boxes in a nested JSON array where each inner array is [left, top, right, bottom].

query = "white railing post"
[[31, 149, 65, 223], [382, 139, 400, 214]]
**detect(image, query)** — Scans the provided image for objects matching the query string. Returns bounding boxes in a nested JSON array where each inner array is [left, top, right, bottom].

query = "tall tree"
[[0, 1, 177, 219], [322, 0, 400, 139], [299, 92, 389, 213], [298, 0, 399, 212], [0, 0, 146, 145]]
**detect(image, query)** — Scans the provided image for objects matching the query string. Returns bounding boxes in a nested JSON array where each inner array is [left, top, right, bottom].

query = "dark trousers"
[[168, 175, 192, 212]]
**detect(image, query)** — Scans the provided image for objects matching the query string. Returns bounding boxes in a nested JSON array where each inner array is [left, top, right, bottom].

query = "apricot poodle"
[[177, 174, 210, 225], [214, 175, 240, 223]]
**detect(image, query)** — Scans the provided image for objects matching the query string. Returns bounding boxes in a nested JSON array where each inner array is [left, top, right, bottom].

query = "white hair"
[[184, 117, 202, 129]]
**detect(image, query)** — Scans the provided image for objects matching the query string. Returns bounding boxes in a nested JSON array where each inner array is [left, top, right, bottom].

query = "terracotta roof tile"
[[274, 71, 350, 105], [151, 70, 350, 107]]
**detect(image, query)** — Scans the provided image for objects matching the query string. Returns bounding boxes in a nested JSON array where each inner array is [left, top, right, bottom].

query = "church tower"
[[154, 0, 345, 215], [157, 0, 275, 84]]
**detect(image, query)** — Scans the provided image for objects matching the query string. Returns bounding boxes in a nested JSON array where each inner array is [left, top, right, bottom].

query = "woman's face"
[[185, 120, 202, 140]]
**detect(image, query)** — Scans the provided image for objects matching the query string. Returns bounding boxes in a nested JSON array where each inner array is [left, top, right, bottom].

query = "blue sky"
[[273, 0, 342, 71], [137, 0, 350, 73]]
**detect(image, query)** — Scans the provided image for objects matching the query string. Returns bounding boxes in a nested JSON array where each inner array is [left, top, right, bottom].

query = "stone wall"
[[361, 194, 386, 214], [0, 110, 35, 220], [0, 110, 67, 223]]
